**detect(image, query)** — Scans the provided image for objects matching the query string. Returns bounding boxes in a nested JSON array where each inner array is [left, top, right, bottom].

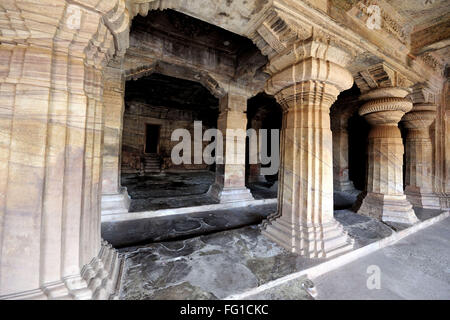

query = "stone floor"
[[118, 226, 318, 300], [314, 217, 450, 300], [112, 187, 447, 300], [121, 171, 277, 212]]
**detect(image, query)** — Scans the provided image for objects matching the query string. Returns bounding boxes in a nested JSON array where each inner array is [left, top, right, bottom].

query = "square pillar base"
[[334, 180, 356, 192], [0, 241, 123, 300], [406, 191, 441, 210], [101, 187, 130, 215], [355, 192, 419, 225], [261, 218, 354, 258], [207, 183, 254, 203], [439, 194, 450, 210]]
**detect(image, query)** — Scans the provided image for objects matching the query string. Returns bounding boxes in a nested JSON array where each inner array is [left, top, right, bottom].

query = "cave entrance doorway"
[[145, 124, 160, 154]]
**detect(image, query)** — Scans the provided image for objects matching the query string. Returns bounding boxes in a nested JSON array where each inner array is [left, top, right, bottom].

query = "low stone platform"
[[102, 203, 277, 247], [121, 171, 277, 212]]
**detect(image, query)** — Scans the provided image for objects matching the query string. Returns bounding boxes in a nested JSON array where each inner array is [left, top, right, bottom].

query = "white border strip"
[[101, 198, 277, 222], [223, 210, 450, 300]]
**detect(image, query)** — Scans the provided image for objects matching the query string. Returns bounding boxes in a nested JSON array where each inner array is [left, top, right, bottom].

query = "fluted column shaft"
[[262, 55, 354, 258], [0, 1, 124, 299], [402, 104, 440, 208], [356, 91, 418, 224]]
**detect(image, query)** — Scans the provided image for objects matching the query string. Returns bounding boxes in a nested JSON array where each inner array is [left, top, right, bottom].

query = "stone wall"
[[122, 100, 214, 172]]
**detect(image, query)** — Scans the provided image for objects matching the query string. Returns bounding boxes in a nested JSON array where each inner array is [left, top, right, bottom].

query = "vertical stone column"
[[0, 1, 126, 299], [353, 64, 418, 224], [248, 115, 265, 183], [261, 40, 355, 258], [402, 103, 440, 208], [331, 102, 357, 192], [101, 65, 130, 215], [208, 92, 254, 202]]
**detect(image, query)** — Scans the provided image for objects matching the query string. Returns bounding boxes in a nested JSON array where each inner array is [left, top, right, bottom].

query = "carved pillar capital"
[[359, 95, 413, 126], [402, 103, 437, 130]]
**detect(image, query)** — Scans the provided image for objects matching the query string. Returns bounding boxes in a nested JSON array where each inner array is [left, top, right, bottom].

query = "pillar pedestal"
[[402, 103, 441, 209], [208, 184, 254, 203], [101, 187, 131, 214], [0, 241, 123, 300], [261, 49, 355, 258], [355, 88, 418, 224]]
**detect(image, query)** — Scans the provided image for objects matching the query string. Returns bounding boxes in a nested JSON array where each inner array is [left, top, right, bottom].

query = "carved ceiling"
[[128, 9, 269, 92], [125, 73, 219, 118]]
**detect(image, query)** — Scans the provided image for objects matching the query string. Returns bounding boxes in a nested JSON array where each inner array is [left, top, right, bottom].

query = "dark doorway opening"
[[145, 124, 160, 154]]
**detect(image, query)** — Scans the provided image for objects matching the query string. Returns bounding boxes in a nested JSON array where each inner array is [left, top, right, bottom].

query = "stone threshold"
[[101, 198, 278, 222], [224, 210, 450, 300]]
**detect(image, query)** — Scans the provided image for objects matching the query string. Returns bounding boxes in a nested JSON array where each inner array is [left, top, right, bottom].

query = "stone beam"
[[411, 19, 450, 55]]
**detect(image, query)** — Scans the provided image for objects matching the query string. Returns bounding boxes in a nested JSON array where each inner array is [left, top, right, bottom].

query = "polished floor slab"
[[313, 217, 450, 300]]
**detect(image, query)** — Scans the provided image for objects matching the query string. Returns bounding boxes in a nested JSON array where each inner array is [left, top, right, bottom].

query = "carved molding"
[[409, 83, 438, 104], [354, 0, 410, 45], [354, 62, 414, 93]]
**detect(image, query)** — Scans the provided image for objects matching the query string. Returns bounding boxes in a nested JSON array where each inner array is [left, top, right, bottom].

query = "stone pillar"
[[261, 40, 355, 258], [0, 1, 126, 299], [101, 66, 130, 215], [353, 64, 418, 224], [331, 103, 356, 192], [248, 115, 265, 183], [355, 92, 418, 223], [402, 104, 440, 208], [208, 92, 254, 202]]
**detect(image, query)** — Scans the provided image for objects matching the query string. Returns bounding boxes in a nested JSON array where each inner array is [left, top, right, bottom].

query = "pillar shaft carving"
[[208, 92, 254, 203], [354, 65, 419, 224], [0, 2, 123, 299], [261, 40, 354, 258], [402, 99, 440, 208]]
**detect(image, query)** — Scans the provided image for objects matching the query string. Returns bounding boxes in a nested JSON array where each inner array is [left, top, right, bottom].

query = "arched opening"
[[121, 73, 219, 212], [101, 8, 273, 247]]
